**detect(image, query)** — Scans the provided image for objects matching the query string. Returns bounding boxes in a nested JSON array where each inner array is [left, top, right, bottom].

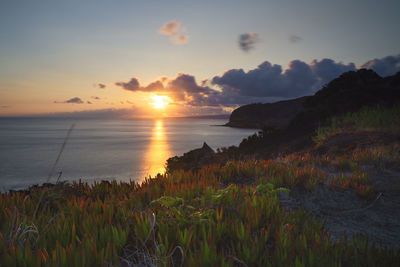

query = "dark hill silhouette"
[[292, 69, 400, 130], [228, 69, 400, 130], [167, 69, 400, 171], [226, 96, 309, 129], [239, 69, 400, 155]]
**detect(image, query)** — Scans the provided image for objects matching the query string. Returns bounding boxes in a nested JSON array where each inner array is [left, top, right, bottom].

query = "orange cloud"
[[158, 20, 188, 45]]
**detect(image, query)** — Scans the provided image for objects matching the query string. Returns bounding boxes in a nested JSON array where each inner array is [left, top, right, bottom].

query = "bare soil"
[[278, 166, 400, 249]]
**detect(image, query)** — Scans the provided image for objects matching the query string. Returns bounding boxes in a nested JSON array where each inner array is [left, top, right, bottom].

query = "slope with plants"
[[1, 152, 400, 266]]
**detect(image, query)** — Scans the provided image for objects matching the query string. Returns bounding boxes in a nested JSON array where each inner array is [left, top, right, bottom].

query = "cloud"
[[91, 96, 100, 100], [212, 60, 315, 98], [1, 105, 9, 108], [87, 101, 92, 104], [116, 73, 219, 105], [170, 34, 188, 45], [54, 97, 85, 104], [158, 20, 188, 45], [238, 33, 259, 52], [115, 78, 164, 92], [158, 20, 181, 35], [212, 58, 357, 99], [360, 55, 400, 77], [115, 54, 400, 108], [115, 78, 140, 91], [98, 83, 106, 89], [310, 58, 356, 88], [289, 34, 303, 43], [145, 80, 164, 91]]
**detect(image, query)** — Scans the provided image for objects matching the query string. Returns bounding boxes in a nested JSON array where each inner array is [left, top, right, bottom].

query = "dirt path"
[[278, 167, 400, 248]]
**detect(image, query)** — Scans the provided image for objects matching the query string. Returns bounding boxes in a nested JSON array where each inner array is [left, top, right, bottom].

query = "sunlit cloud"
[[113, 54, 400, 111], [115, 73, 219, 106], [158, 20, 181, 35], [151, 95, 172, 109], [158, 20, 188, 45]]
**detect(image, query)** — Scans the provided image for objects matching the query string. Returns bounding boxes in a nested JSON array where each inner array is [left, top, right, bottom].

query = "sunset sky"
[[1, 0, 399, 117]]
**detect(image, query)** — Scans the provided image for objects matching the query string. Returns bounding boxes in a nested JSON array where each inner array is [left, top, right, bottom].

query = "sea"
[[0, 117, 257, 192]]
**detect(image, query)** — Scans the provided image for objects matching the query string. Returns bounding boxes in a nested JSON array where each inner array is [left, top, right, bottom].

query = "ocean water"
[[0, 117, 256, 191]]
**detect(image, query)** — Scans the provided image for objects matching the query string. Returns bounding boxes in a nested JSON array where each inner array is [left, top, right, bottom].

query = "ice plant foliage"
[[1, 158, 399, 266]]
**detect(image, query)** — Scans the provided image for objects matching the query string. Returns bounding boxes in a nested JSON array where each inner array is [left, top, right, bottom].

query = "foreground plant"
[[1, 158, 399, 266]]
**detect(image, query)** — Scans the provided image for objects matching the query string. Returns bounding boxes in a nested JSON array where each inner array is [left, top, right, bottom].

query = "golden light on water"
[[141, 120, 171, 177]]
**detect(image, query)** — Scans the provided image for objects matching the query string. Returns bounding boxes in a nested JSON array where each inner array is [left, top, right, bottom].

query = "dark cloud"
[[238, 33, 259, 52], [167, 73, 215, 101], [87, 101, 92, 104], [145, 80, 164, 91], [289, 34, 303, 43], [98, 83, 106, 89], [212, 58, 359, 99], [115, 78, 164, 92], [212, 60, 315, 98], [91, 96, 100, 100], [1, 105, 9, 108], [54, 97, 85, 104], [115, 54, 400, 108], [361, 55, 400, 77], [310, 58, 356, 88], [115, 78, 140, 91]]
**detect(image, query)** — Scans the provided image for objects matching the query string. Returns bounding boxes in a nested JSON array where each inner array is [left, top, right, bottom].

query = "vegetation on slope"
[[313, 104, 400, 144], [2, 70, 400, 266], [1, 149, 400, 266]]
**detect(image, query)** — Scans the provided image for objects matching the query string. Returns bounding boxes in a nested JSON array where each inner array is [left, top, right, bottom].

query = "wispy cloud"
[[98, 83, 106, 89], [54, 97, 85, 104], [238, 33, 259, 52], [158, 20, 188, 45], [289, 34, 303, 43]]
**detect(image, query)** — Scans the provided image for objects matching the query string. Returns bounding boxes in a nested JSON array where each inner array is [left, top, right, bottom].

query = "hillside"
[[227, 69, 400, 131], [2, 69, 400, 266], [226, 96, 309, 129]]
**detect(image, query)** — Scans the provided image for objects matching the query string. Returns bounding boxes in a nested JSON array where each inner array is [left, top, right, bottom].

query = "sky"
[[1, 0, 399, 117]]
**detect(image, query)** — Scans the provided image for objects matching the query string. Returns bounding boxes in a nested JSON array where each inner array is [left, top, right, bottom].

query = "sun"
[[151, 95, 171, 109]]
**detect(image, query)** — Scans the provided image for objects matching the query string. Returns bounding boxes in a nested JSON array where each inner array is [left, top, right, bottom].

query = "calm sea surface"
[[0, 118, 256, 191]]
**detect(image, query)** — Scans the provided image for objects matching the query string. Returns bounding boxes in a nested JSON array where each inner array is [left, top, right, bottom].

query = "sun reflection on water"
[[141, 120, 171, 178]]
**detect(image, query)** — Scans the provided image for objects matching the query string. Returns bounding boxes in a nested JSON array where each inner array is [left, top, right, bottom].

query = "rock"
[[166, 142, 215, 172]]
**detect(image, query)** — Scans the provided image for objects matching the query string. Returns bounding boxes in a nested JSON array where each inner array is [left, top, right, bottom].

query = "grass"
[[1, 157, 399, 266], [313, 104, 400, 144]]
